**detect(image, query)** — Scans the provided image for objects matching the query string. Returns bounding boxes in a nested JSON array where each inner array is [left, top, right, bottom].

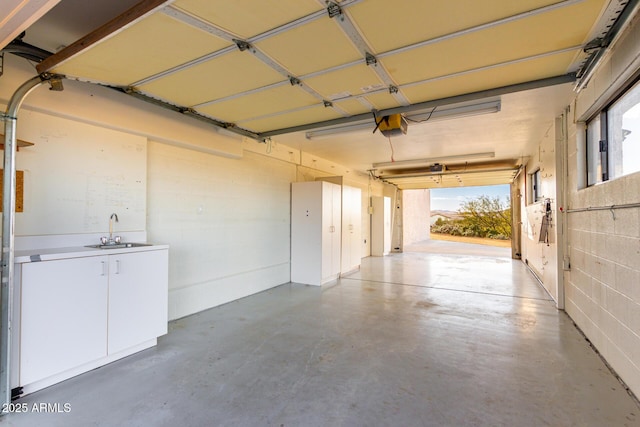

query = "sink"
[[85, 242, 152, 249]]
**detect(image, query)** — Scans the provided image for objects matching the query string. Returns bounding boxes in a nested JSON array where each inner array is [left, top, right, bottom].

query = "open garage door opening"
[[401, 184, 513, 258]]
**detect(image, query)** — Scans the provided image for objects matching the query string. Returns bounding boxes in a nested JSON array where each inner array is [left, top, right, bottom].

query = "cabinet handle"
[[101, 261, 107, 276], [115, 260, 121, 275]]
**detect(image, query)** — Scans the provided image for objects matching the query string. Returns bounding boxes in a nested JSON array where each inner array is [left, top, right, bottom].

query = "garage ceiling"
[[37, 0, 606, 134], [21, 0, 625, 188]]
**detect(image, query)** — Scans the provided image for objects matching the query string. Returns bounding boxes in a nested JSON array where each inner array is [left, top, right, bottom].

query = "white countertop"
[[15, 244, 169, 264]]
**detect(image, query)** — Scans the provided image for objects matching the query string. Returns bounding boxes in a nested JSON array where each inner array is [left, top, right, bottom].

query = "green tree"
[[457, 195, 511, 239]]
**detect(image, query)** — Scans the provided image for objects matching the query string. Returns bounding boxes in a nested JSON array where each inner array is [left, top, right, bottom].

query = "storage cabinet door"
[[20, 256, 109, 385], [330, 183, 342, 276], [108, 250, 168, 354], [321, 183, 335, 282], [341, 186, 361, 273]]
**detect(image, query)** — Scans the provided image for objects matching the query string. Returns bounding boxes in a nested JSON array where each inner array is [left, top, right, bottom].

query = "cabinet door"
[[20, 256, 108, 385], [331, 183, 342, 276], [341, 186, 361, 273], [108, 250, 168, 354], [349, 187, 362, 269], [321, 183, 336, 282], [291, 182, 323, 286]]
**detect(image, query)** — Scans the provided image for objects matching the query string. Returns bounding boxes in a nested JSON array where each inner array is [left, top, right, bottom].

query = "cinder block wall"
[[566, 13, 640, 396]]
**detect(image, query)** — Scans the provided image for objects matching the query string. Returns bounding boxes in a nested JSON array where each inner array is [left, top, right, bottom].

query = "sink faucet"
[[109, 213, 119, 243]]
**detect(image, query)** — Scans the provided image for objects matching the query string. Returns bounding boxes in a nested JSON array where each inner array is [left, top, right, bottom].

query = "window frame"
[[530, 169, 542, 204], [585, 76, 640, 186]]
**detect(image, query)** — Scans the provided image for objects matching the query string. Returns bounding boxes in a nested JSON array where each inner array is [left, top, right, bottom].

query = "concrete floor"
[[4, 240, 640, 426]]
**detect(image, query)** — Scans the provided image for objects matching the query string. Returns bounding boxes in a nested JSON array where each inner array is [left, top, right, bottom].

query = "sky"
[[430, 184, 510, 212]]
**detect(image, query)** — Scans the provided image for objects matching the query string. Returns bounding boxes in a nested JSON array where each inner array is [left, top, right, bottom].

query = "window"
[[531, 169, 542, 203], [586, 79, 640, 185], [586, 113, 604, 185]]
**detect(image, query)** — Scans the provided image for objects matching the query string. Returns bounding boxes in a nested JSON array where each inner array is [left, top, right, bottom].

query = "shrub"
[[431, 195, 512, 239]]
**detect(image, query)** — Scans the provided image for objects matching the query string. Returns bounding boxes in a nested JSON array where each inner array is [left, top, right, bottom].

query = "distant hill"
[[430, 210, 463, 224], [431, 210, 459, 217]]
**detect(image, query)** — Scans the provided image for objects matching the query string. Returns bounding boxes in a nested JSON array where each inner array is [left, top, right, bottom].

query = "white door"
[[383, 196, 392, 254], [108, 250, 169, 354], [20, 256, 109, 385], [372, 196, 392, 256]]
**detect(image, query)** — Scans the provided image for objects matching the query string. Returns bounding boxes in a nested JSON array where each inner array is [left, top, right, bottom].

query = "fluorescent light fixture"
[[305, 98, 501, 140], [305, 121, 372, 140], [372, 152, 495, 170], [407, 99, 500, 123]]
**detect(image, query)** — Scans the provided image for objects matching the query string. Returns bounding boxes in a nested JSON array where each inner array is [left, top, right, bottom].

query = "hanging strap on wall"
[[538, 198, 552, 246]]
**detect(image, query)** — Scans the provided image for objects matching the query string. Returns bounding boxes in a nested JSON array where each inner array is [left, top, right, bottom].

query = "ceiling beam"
[[37, 0, 170, 74], [258, 74, 576, 138]]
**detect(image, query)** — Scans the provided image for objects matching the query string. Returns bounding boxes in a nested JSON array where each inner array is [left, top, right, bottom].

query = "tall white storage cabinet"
[[341, 185, 362, 274], [371, 196, 392, 256], [291, 181, 342, 286]]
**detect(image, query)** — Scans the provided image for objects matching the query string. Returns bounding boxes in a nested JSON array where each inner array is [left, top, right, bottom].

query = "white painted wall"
[[13, 110, 147, 236], [402, 189, 431, 245], [147, 143, 295, 319], [1, 54, 388, 323], [1, 55, 243, 159], [519, 123, 559, 302], [565, 11, 640, 397]]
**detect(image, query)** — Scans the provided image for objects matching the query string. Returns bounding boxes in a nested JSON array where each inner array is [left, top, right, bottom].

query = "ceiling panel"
[[238, 105, 344, 133], [172, 0, 322, 39], [197, 85, 320, 123], [254, 17, 362, 76], [52, 13, 231, 86], [380, 1, 602, 85], [347, 0, 561, 54], [137, 50, 285, 106], [304, 64, 384, 100], [401, 49, 581, 104], [362, 91, 404, 111], [334, 99, 374, 116], [38, 0, 613, 140]]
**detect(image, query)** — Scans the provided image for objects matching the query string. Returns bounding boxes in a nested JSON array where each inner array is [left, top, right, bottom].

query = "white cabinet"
[[20, 256, 109, 385], [371, 196, 392, 256], [341, 185, 362, 274], [16, 247, 168, 393], [291, 181, 342, 286], [108, 250, 168, 354]]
